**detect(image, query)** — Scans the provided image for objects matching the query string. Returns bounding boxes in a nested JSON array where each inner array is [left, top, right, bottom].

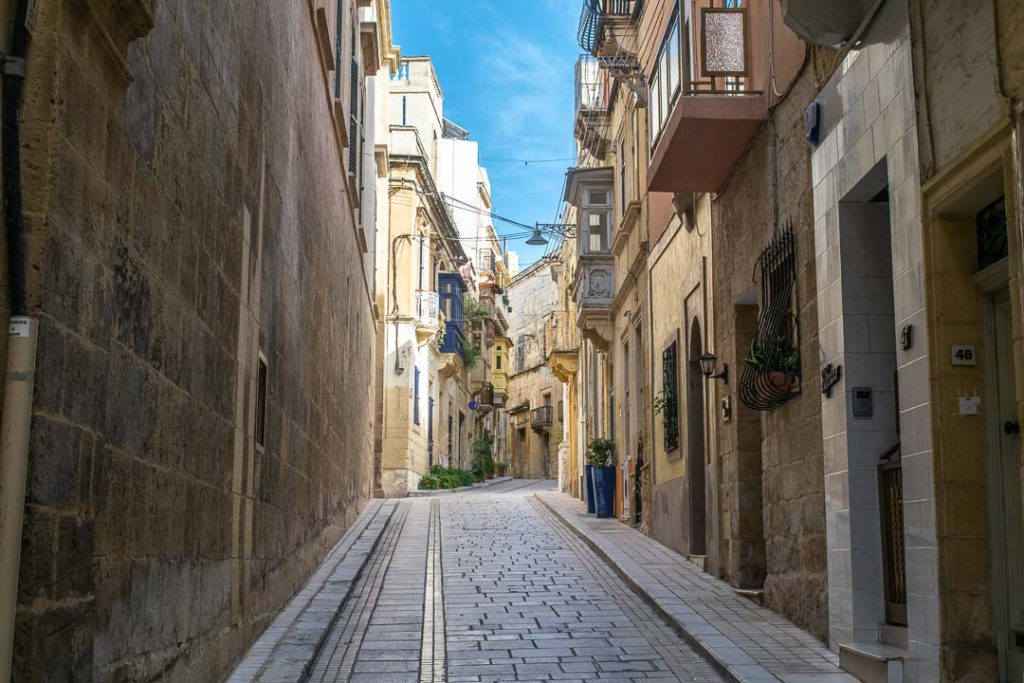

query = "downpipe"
[[0, 318, 36, 683], [0, 0, 37, 679]]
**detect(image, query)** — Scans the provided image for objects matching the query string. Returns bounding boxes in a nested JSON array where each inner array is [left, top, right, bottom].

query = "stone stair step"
[[839, 641, 907, 683]]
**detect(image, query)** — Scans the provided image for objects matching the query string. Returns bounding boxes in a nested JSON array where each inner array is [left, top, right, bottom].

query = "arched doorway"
[[688, 319, 708, 556]]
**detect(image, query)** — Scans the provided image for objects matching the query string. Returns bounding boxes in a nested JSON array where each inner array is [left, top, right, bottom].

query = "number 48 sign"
[[951, 345, 977, 367]]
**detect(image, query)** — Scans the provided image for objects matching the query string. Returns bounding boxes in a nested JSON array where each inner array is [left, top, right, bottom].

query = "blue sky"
[[392, 0, 580, 267]]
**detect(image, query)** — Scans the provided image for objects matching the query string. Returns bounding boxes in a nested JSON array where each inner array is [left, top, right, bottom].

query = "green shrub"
[[470, 431, 495, 477], [462, 339, 481, 370], [421, 465, 474, 490]]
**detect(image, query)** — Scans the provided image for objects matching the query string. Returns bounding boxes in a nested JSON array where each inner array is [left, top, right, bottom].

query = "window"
[[618, 139, 627, 211], [255, 353, 268, 449], [662, 340, 680, 452], [649, 11, 682, 146], [583, 187, 612, 253], [402, 95, 407, 126], [413, 366, 421, 425], [496, 354, 502, 370], [977, 197, 1008, 271], [333, 2, 343, 98]]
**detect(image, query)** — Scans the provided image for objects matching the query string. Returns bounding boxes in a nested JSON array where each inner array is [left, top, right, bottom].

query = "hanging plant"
[[744, 336, 800, 392], [464, 295, 491, 322], [462, 339, 481, 370]]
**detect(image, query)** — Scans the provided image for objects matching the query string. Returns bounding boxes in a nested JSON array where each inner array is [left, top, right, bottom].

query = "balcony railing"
[[575, 56, 612, 158], [578, 0, 638, 53], [531, 406, 554, 431], [575, 56, 610, 115]]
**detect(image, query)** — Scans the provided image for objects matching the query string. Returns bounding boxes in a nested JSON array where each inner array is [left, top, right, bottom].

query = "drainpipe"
[[0, 0, 39, 680]]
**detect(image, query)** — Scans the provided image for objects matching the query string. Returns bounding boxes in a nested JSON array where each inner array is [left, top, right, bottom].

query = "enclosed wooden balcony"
[[415, 290, 440, 345], [565, 167, 616, 350]]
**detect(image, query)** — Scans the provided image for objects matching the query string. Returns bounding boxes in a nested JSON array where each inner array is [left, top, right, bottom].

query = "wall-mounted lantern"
[[699, 353, 729, 384]]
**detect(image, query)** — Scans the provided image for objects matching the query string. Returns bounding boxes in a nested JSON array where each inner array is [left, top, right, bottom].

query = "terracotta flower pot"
[[768, 371, 797, 393]]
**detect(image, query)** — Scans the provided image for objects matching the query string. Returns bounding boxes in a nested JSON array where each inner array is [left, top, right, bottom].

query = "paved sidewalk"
[[226, 499, 398, 682], [536, 492, 858, 683]]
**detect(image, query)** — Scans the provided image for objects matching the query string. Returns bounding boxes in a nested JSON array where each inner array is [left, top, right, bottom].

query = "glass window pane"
[[588, 210, 610, 252], [668, 18, 679, 95], [650, 72, 661, 140], [588, 189, 609, 206], [660, 53, 670, 126]]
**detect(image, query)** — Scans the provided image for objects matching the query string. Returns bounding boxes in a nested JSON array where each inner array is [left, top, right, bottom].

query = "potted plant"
[[587, 437, 617, 519], [745, 335, 800, 392], [496, 459, 507, 477], [584, 463, 596, 514]]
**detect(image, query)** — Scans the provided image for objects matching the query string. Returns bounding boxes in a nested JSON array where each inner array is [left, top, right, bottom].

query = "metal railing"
[[578, 0, 638, 52], [575, 55, 610, 115]]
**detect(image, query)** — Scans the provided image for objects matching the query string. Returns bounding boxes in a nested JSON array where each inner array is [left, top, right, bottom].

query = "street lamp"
[[699, 353, 728, 384], [526, 226, 549, 246]]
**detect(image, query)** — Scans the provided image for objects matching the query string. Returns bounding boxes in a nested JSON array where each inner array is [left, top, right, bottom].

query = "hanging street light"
[[526, 225, 549, 246]]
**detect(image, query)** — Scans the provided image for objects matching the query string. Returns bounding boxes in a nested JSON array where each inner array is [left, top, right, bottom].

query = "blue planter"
[[593, 466, 616, 519], [584, 465, 596, 514]]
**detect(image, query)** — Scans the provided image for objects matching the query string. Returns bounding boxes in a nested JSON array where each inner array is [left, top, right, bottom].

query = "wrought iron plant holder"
[[739, 225, 802, 412]]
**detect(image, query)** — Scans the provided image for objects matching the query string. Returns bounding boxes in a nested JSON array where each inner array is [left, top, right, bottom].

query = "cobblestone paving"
[[309, 480, 723, 682]]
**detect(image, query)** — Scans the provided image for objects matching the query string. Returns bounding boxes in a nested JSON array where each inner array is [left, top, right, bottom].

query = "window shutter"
[[414, 367, 421, 425], [662, 342, 679, 451], [349, 53, 360, 174]]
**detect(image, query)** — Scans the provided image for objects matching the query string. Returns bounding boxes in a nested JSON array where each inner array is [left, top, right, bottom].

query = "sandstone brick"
[[14, 1, 378, 679]]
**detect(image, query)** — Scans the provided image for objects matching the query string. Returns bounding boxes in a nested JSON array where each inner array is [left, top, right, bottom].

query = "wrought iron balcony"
[[531, 406, 554, 431], [578, 0, 639, 55]]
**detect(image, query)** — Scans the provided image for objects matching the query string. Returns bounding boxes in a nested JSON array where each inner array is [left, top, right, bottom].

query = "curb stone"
[[535, 493, 858, 683], [226, 499, 399, 682]]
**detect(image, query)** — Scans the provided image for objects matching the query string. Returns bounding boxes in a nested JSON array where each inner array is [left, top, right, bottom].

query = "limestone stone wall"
[[506, 262, 562, 479], [712, 59, 828, 641], [13, 1, 375, 680]]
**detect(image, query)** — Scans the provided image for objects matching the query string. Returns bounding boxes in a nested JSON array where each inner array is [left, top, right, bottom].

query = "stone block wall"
[[712, 56, 829, 641], [12, 1, 375, 680]]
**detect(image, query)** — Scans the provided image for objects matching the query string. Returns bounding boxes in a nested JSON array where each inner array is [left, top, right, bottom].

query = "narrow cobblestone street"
[[306, 481, 722, 682]]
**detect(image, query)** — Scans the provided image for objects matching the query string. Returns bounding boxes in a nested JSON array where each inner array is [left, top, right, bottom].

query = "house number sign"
[[951, 345, 977, 367]]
